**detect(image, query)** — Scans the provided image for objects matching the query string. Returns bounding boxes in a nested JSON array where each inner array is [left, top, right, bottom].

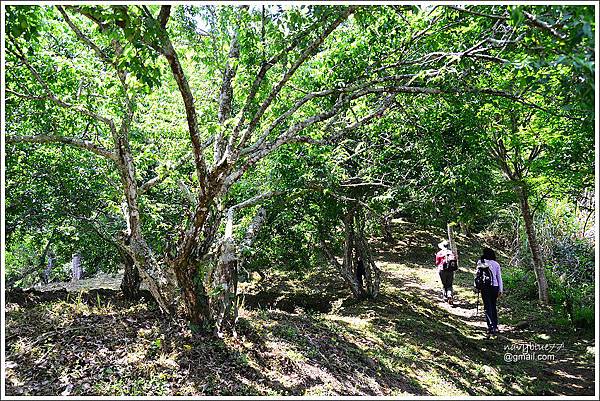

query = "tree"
[[5, 4, 593, 327]]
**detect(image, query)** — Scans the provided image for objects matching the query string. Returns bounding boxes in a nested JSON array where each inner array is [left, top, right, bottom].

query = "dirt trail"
[[375, 219, 595, 396], [403, 268, 595, 395]]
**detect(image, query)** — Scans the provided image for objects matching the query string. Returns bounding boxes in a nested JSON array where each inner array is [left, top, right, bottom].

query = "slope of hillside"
[[4, 220, 595, 396]]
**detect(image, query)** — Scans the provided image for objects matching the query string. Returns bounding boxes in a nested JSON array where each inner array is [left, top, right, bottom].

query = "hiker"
[[356, 256, 366, 290], [435, 240, 457, 305], [476, 247, 503, 335]]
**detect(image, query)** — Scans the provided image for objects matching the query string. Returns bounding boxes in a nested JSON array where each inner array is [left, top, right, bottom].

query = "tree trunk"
[[42, 252, 54, 285], [114, 131, 175, 314], [459, 221, 471, 236], [170, 201, 215, 327], [321, 235, 362, 299], [381, 214, 394, 243], [208, 206, 268, 335], [172, 259, 210, 326], [516, 186, 549, 304], [342, 209, 363, 298], [39, 230, 56, 284], [209, 238, 238, 335], [120, 249, 140, 300], [355, 235, 380, 298], [71, 253, 82, 281], [129, 238, 176, 314], [356, 212, 381, 298], [447, 222, 459, 267], [322, 207, 381, 300]]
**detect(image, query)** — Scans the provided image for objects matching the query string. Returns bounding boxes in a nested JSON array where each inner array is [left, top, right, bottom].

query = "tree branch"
[[5, 42, 114, 128], [229, 12, 337, 145], [57, 6, 133, 113], [158, 5, 171, 29], [6, 134, 117, 161], [233, 6, 356, 151], [160, 35, 209, 197], [57, 6, 111, 65], [214, 34, 240, 165], [523, 10, 567, 40], [139, 152, 194, 195]]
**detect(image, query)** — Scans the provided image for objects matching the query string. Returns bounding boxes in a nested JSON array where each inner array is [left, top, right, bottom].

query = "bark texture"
[[516, 186, 549, 304], [119, 249, 141, 300], [71, 253, 82, 281], [322, 207, 381, 299]]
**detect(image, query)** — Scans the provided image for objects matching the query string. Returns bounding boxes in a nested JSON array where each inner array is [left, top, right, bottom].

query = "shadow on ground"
[[4, 219, 594, 396]]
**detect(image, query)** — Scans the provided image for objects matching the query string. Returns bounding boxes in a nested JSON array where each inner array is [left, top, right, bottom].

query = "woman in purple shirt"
[[480, 247, 503, 334]]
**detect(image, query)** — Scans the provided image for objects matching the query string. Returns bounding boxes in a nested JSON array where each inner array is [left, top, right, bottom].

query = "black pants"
[[439, 270, 454, 299], [481, 286, 499, 330]]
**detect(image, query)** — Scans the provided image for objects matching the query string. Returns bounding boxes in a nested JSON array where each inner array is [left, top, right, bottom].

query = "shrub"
[[503, 266, 538, 300]]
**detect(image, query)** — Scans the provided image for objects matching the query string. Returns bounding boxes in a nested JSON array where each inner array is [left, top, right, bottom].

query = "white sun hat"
[[438, 240, 449, 250]]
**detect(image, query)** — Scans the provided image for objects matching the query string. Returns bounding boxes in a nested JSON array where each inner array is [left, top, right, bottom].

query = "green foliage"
[[4, 4, 595, 309], [546, 236, 595, 330], [503, 198, 594, 330], [503, 266, 538, 301]]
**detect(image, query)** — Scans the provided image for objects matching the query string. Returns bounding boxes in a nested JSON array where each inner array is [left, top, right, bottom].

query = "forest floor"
[[4, 219, 595, 396]]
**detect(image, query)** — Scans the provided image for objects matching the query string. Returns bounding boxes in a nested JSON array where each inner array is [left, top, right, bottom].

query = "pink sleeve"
[[435, 253, 442, 266]]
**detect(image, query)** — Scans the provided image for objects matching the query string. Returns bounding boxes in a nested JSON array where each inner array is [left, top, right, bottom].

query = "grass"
[[4, 219, 595, 396]]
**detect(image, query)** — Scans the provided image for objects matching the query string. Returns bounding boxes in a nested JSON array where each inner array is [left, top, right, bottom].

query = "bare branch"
[[160, 36, 210, 197], [523, 10, 567, 40], [6, 134, 117, 161]]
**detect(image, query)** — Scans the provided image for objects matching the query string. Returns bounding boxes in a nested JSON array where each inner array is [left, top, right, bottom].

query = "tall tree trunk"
[[172, 259, 210, 326], [322, 239, 362, 299], [516, 185, 549, 304], [459, 221, 471, 236], [39, 230, 56, 284], [447, 222, 459, 267], [170, 202, 215, 326], [356, 211, 381, 298], [209, 206, 268, 335], [324, 247, 362, 297], [322, 207, 381, 300], [115, 131, 174, 314], [381, 214, 394, 243], [129, 238, 176, 314], [355, 234, 380, 298]]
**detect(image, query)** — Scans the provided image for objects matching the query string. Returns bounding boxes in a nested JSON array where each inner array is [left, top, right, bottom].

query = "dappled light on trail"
[[5, 219, 594, 396]]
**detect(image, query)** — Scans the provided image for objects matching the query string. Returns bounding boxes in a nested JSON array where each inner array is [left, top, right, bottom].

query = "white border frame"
[[1, 1, 598, 400]]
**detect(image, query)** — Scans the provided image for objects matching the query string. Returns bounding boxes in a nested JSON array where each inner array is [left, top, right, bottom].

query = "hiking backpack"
[[474, 261, 493, 290], [443, 252, 458, 272]]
